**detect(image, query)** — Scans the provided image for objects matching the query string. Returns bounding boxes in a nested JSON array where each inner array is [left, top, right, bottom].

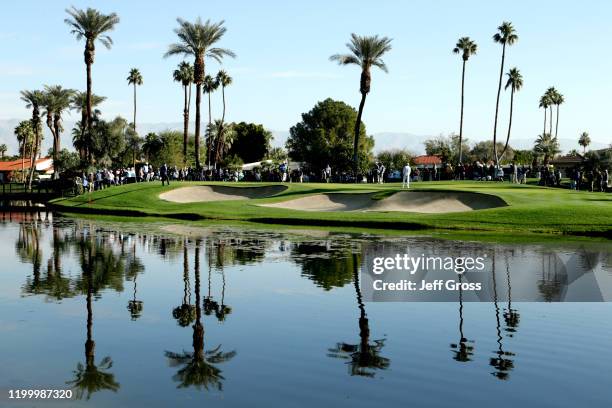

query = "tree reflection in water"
[[489, 252, 515, 380], [165, 240, 236, 390], [503, 253, 520, 336], [328, 253, 390, 377], [450, 274, 475, 362], [66, 233, 120, 399], [173, 243, 196, 327]]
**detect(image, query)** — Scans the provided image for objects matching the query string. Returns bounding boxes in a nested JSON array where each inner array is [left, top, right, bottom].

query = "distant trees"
[[226, 122, 272, 163], [423, 134, 470, 164], [578, 131, 591, 154], [376, 149, 414, 173], [0, 144, 6, 159], [141, 130, 185, 167], [470, 140, 513, 163], [424, 136, 453, 163], [286, 98, 374, 175]]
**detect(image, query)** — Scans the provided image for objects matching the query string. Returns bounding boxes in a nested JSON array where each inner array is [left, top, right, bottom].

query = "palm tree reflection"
[[165, 240, 236, 390], [173, 244, 196, 327], [67, 239, 119, 399], [328, 253, 389, 377], [489, 252, 515, 380], [503, 254, 520, 336], [450, 274, 475, 362]]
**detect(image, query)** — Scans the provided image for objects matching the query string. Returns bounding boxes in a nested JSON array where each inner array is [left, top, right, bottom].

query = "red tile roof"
[[413, 155, 442, 165], [0, 157, 52, 172]]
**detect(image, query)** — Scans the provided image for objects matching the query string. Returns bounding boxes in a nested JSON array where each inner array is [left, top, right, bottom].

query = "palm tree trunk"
[[554, 105, 559, 140], [133, 83, 137, 135], [458, 59, 466, 164], [549, 106, 553, 136], [193, 240, 204, 360], [46, 114, 58, 179], [500, 87, 514, 160], [207, 91, 212, 168], [353, 92, 367, 182], [183, 84, 188, 164], [86, 61, 93, 165], [21, 139, 25, 183], [28, 126, 40, 190], [543, 109, 546, 137], [195, 83, 201, 169], [492, 44, 506, 166]]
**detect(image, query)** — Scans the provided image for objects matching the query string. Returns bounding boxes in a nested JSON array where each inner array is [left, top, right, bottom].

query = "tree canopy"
[[286, 98, 374, 173], [226, 122, 272, 164]]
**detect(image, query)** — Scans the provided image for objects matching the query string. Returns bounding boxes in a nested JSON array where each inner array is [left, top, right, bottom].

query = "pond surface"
[[1, 213, 612, 407]]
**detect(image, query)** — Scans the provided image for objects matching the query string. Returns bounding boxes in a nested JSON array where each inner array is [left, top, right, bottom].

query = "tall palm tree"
[[499, 68, 523, 159], [202, 75, 219, 167], [492, 22, 518, 165], [538, 94, 551, 138], [173, 62, 194, 164], [214, 71, 232, 167], [126, 68, 143, 134], [20, 90, 44, 189], [552, 90, 564, 140], [0, 144, 6, 159], [544, 87, 557, 137], [71, 92, 106, 162], [216, 71, 232, 124], [453, 37, 477, 164], [578, 131, 591, 154], [330, 34, 392, 180], [164, 18, 236, 169], [65, 6, 119, 164], [43, 85, 75, 177]]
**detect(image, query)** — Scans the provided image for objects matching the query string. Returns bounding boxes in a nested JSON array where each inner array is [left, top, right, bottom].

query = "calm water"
[[1, 213, 612, 407]]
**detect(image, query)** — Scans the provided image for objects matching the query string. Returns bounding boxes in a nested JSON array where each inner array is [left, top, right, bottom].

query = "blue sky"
[[1, 0, 611, 147]]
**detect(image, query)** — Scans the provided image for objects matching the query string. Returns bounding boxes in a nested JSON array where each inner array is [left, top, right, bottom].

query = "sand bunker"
[[262, 191, 506, 213], [160, 185, 287, 203]]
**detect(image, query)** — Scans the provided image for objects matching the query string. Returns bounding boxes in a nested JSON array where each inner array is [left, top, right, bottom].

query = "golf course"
[[50, 181, 612, 237]]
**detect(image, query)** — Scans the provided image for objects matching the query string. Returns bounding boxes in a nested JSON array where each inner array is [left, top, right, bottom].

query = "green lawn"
[[49, 181, 612, 237]]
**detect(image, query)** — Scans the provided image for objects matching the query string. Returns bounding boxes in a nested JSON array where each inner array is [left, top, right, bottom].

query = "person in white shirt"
[[402, 163, 411, 189]]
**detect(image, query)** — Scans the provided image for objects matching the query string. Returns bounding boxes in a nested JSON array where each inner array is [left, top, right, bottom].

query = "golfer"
[[402, 163, 411, 188]]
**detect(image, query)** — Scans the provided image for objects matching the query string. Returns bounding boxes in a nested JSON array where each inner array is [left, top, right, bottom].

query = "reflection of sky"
[[2, 219, 612, 407]]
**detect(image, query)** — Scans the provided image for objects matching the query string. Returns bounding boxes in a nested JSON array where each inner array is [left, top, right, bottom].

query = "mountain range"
[[0, 119, 607, 158]]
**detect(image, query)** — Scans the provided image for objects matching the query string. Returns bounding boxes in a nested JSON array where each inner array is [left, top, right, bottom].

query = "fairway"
[[50, 181, 612, 237]]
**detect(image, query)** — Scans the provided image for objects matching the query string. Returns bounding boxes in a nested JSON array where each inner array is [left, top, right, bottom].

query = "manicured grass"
[[49, 181, 612, 237]]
